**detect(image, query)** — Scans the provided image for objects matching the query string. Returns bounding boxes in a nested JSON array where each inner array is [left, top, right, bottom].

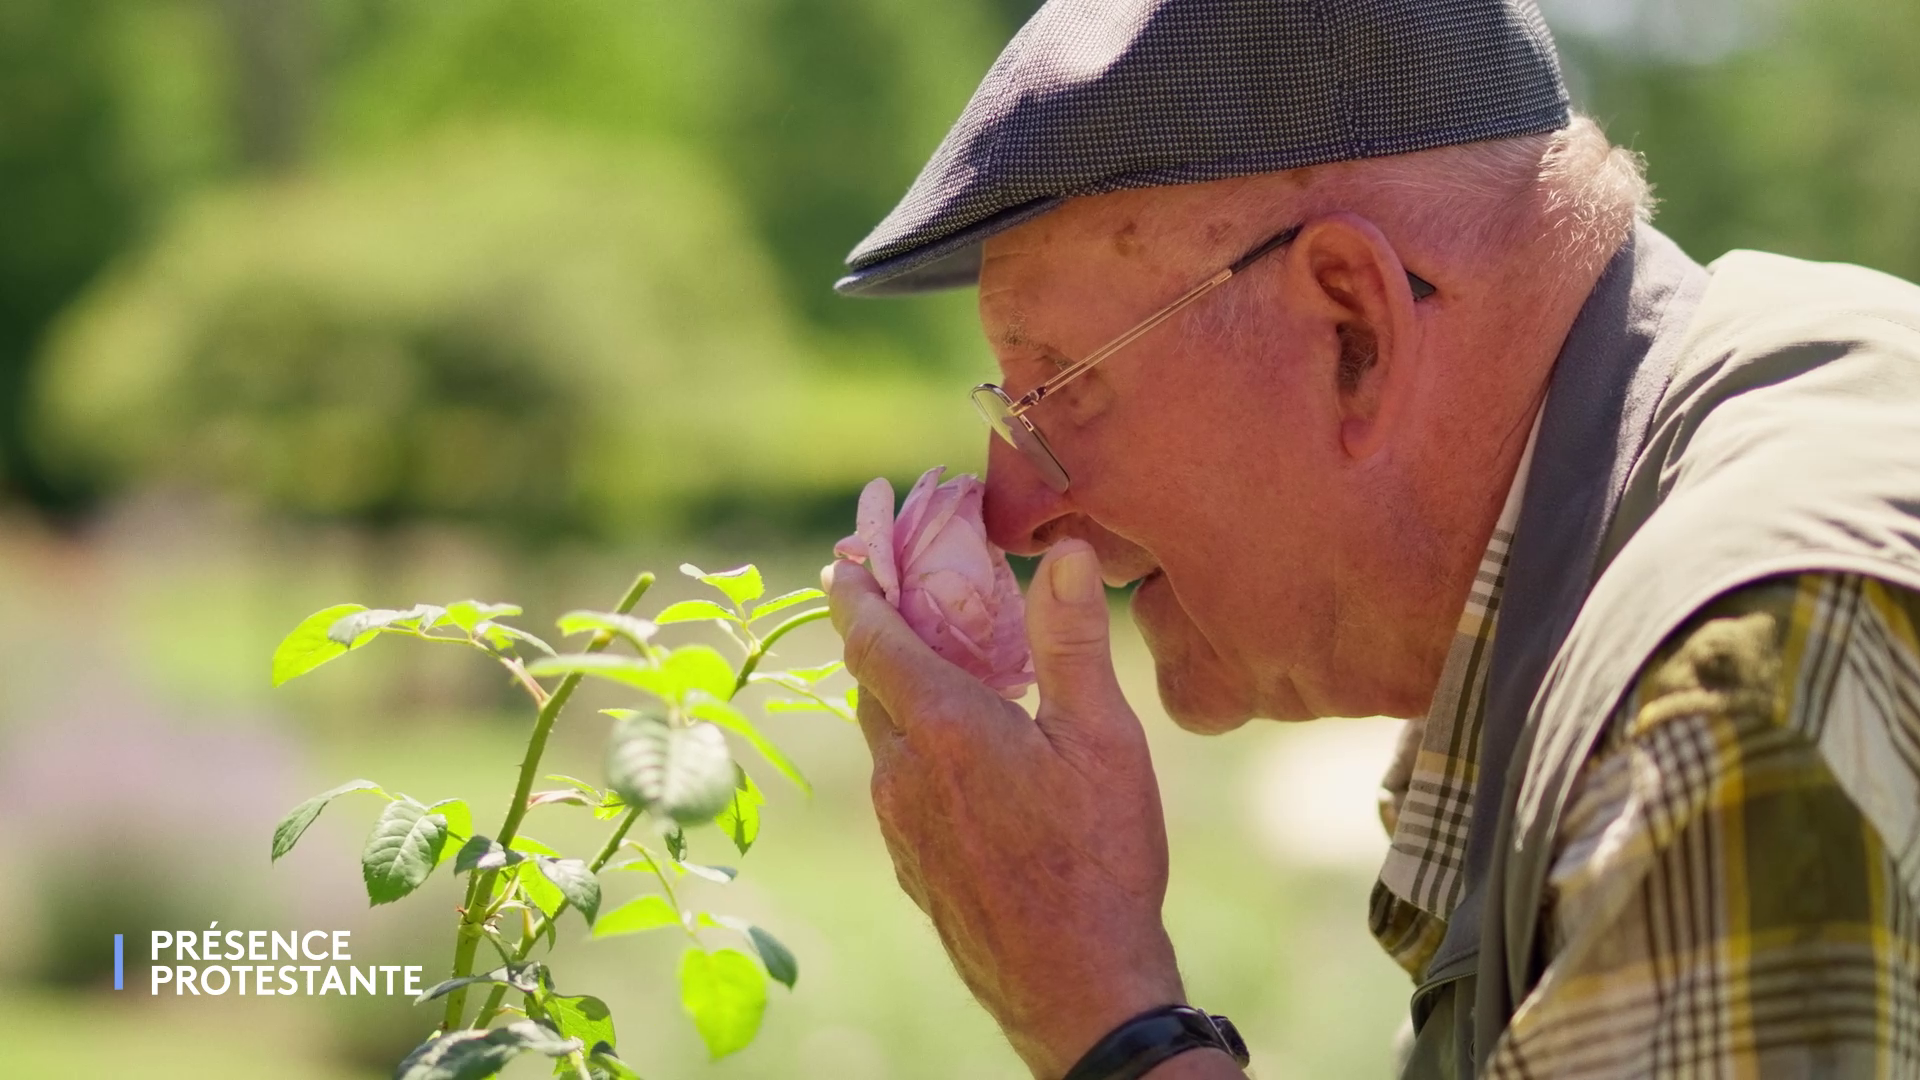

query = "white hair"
[[1351, 114, 1656, 277]]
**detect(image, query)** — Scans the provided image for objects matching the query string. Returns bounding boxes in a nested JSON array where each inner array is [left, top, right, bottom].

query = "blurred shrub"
[[31, 128, 977, 541], [1554, 0, 1920, 280]]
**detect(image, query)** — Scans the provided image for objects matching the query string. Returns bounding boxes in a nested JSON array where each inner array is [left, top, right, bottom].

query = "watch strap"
[[1060, 1004, 1250, 1080]]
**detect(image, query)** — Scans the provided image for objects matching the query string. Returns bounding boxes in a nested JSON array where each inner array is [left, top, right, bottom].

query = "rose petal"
[[852, 476, 900, 603]]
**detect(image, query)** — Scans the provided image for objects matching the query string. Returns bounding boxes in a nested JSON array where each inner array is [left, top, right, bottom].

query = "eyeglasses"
[[971, 223, 1437, 492]]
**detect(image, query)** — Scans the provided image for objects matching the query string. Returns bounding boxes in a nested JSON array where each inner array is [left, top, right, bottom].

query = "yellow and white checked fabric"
[[1486, 573, 1920, 1076]]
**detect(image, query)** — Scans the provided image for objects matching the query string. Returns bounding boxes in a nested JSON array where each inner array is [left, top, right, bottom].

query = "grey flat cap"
[[836, 0, 1570, 297]]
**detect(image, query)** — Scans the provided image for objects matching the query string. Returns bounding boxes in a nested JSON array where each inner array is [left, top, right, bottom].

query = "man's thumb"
[[1026, 541, 1128, 724]]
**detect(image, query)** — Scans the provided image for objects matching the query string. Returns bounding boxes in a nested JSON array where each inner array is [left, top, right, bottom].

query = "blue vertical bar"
[[114, 934, 123, 989]]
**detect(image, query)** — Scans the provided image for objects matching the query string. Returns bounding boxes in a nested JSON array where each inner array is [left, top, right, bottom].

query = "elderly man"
[[822, 2, 1920, 1077]]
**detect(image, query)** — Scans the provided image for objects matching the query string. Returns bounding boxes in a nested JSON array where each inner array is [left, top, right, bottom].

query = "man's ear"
[[1288, 213, 1424, 460]]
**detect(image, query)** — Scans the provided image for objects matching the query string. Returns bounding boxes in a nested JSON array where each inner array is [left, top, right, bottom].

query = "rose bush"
[[835, 466, 1033, 698]]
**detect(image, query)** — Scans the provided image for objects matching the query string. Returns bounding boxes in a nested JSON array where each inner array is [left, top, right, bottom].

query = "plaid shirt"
[[1374, 487, 1920, 1072]]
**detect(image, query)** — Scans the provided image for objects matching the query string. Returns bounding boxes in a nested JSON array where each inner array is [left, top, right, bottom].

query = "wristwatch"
[[1060, 1005, 1251, 1080]]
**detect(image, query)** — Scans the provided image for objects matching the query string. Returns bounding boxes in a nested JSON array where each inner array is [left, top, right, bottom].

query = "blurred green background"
[[0, 0, 1915, 1076]]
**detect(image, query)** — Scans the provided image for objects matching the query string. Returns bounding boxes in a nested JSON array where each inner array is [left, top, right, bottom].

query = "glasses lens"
[[971, 385, 1070, 492]]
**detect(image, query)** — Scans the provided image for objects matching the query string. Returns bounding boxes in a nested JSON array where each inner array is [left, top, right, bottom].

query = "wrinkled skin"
[[835, 467, 1033, 699]]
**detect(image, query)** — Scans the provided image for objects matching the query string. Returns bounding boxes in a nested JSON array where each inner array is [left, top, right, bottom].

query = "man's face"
[[977, 185, 1446, 731]]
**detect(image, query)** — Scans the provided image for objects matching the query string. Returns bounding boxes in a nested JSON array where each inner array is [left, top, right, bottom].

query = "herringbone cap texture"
[[836, 0, 1570, 296]]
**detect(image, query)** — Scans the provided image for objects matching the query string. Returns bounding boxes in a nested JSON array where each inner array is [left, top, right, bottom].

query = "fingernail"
[[1050, 547, 1102, 605], [820, 563, 837, 592]]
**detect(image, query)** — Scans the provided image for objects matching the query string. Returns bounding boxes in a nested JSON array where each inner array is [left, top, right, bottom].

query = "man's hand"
[[826, 538, 1190, 1078]]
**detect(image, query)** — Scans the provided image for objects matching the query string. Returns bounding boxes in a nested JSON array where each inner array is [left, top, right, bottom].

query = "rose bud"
[[834, 466, 1034, 699]]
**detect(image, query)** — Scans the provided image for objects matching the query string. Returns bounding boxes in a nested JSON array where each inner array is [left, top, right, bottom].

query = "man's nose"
[[982, 432, 1075, 556]]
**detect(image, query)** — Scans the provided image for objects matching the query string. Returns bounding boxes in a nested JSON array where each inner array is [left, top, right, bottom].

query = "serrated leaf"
[[527, 789, 595, 809], [747, 589, 824, 621], [537, 857, 601, 926], [533, 645, 737, 705], [361, 798, 449, 905], [479, 622, 557, 657], [545, 995, 617, 1057], [328, 604, 439, 645], [272, 604, 375, 686], [509, 835, 561, 856], [430, 798, 474, 858], [687, 699, 810, 796], [454, 835, 524, 875], [517, 862, 566, 921], [607, 716, 736, 823], [556, 611, 659, 649], [271, 779, 385, 861], [593, 894, 680, 938], [680, 563, 764, 609], [395, 1021, 580, 1080], [713, 767, 762, 856], [412, 962, 547, 1004], [653, 600, 741, 625], [678, 948, 767, 1059], [444, 600, 523, 636]]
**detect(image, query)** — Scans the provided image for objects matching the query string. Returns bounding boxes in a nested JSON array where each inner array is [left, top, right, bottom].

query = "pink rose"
[[834, 467, 1034, 699]]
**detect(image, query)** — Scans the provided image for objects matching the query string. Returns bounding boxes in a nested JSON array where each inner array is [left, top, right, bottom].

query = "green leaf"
[[676, 861, 736, 885], [545, 995, 617, 1058], [272, 604, 374, 686], [517, 862, 566, 920], [509, 835, 561, 857], [556, 611, 659, 649], [687, 699, 811, 796], [653, 600, 741, 625], [327, 604, 439, 645], [545, 774, 604, 800], [479, 622, 556, 657], [413, 962, 547, 1004], [713, 767, 763, 856], [680, 563, 764, 609], [430, 798, 474, 848], [767, 660, 844, 684], [606, 716, 736, 823], [762, 699, 838, 715], [593, 894, 680, 938], [270, 779, 384, 861], [361, 797, 449, 905], [748, 589, 825, 621], [527, 789, 595, 810], [537, 857, 602, 926], [444, 600, 523, 636], [743, 925, 798, 990], [701, 915, 798, 989], [454, 835, 524, 875], [678, 947, 768, 1059], [532, 646, 735, 705], [395, 1021, 580, 1080], [664, 825, 687, 862]]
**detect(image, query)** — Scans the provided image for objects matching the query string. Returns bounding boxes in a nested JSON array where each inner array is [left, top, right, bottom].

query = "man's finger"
[[1026, 539, 1133, 742], [823, 559, 974, 722], [855, 694, 902, 759]]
